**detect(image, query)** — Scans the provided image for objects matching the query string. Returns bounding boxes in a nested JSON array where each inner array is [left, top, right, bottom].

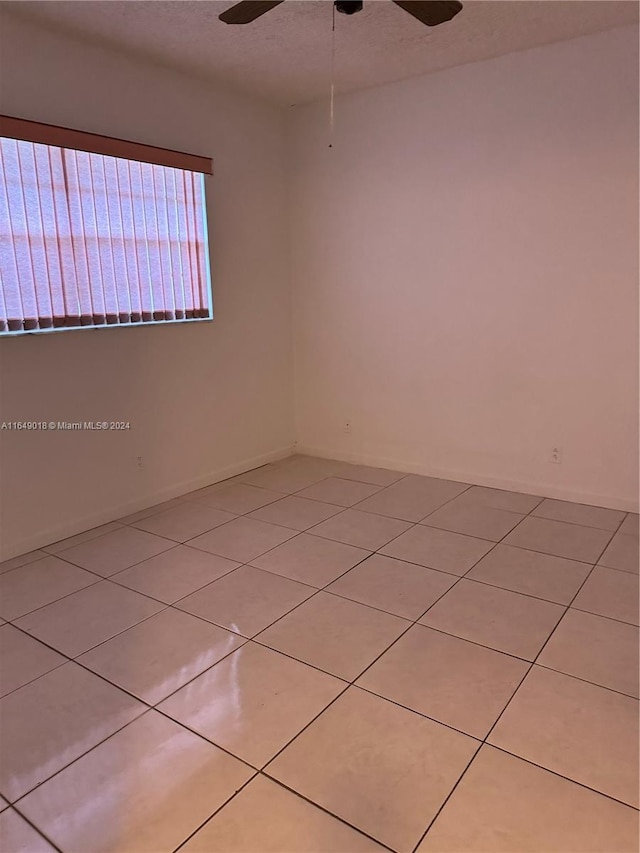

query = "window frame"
[[0, 115, 214, 338]]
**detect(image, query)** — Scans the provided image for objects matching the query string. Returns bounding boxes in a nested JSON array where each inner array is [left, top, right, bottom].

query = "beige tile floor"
[[0, 454, 638, 853]]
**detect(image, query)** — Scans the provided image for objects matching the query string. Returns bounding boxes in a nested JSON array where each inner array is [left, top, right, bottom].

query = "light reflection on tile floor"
[[0, 455, 638, 852]]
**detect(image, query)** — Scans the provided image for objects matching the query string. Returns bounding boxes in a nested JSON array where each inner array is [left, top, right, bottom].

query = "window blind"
[[0, 117, 213, 334]]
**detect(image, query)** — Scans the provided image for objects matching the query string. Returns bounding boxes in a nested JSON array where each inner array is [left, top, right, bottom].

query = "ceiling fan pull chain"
[[329, 1, 336, 148]]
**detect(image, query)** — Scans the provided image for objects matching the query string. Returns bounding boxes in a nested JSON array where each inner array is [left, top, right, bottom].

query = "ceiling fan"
[[219, 1, 463, 27]]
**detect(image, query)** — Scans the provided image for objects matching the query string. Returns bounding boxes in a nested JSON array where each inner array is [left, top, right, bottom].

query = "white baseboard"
[[4, 441, 637, 561], [296, 444, 639, 513], [2, 445, 295, 561]]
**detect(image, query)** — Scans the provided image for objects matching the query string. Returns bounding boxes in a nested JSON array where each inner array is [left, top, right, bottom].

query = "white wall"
[[0, 13, 294, 559], [289, 26, 639, 511]]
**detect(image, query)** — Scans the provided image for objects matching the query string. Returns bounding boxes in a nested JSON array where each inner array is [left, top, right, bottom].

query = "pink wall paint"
[[288, 26, 639, 510]]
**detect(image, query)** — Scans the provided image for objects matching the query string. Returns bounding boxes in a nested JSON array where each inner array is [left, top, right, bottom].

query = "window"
[[0, 116, 213, 335]]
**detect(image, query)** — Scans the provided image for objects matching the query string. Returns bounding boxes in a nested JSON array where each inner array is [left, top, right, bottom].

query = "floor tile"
[[419, 580, 564, 660], [131, 502, 236, 542], [43, 521, 124, 554], [267, 687, 478, 853], [466, 544, 592, 604], [503, 516, 613, 563], [251, 533, 370, 588], [182, 775, 385, 852], [358, 624, 528, 738], [192, 483, 285, 514], [272, 455, 343, 476], [355, 475, 469, 522], [380, 525, 494, 576], [619, 513, 639, 537], [19, 711, 253, 853], [258, 592, 408, 680], [452, 485, 542, 514], [3, 463, 636, 853], [239, 466, 329, 493], [539, 609, 639, 697], [488, 666, 639, 807], [0, 625, 65, 697], [295, 478, 382, 508], [176, 565, 314, 637], [160, 642, 344, 767], [422, 500, 524, 542], [117, 495, 190, 524], [418, 744, 640, 853], [531, 498, 625, 531], [309, 509, 412, 550], [572, 566, 639, 625], [111, 546, 240, 604], [330, 462, 406, 487], [272, 455, 344, 476], [326, 554, 457, 620], [598, 532, 639, 574], [0, 662, 144, 801], [248, 496, 343, 530], [15, 581, 163, 657], [0, 557, 97, 621], [0, 809, 56, 852], [0, 551, 47, 575], [58, 526, 174, 576], [187, 517, 297, 563], [79, 608, 244, 705]]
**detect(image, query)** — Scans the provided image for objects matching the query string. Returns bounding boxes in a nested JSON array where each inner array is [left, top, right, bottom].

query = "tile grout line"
[[411, 508, 636, 850], [351, 506, 548, 680], [7, 688, 259, 812], [4, 524, 375, 705], [224, 504, 541, 851], [169, 772, 259, 853], [172, 768, 398, 853], [408, 509, 633, 852], [486, 743, 640, 812], [4, 477, 633, 738], [2, 471, 633, 580], [5, 803, 65, 853], [165, 487, 515, 850], [2, 638, 636, 837], [1, 460, 635, 569], [4, 519, 385, 809], [1, 460, 637, 850], [2, 540, 635, 730], [570, 603, 639, 629], [176, 499, 638, 796], [3, 553, 184, 622]]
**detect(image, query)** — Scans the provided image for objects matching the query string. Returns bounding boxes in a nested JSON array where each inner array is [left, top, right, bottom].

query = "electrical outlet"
[[550, 447, 562, 464], [136, 455, 144, 468], [344, 421, 352, 434]]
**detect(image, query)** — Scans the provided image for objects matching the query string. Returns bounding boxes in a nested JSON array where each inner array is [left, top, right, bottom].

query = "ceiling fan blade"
[[393, 1, 463, 27], [219, 1, 285, 25]]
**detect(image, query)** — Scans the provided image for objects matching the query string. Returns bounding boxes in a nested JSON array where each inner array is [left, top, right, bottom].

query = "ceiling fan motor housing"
[[335, 1, 364, 15]]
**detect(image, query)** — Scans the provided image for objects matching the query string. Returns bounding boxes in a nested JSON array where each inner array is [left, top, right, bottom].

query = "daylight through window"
[[0, 118, 213, 335]]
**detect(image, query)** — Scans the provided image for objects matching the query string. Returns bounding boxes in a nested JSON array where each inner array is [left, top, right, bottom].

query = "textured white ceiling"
[[3, 1, 638, 106]]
